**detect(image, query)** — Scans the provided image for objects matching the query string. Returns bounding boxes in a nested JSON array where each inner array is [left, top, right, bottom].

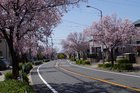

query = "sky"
[[52, 0, 140, 52]]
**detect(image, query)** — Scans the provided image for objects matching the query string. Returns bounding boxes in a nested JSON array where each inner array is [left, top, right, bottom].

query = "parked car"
[[0, 57, 10, 70]]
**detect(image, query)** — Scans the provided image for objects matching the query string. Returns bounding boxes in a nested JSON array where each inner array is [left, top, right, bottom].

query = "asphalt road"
[[31, 59, 140, 93]]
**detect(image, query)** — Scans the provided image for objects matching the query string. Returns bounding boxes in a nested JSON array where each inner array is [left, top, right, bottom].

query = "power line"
[[63, 19, 89, 27], [98, 0, 140, 8]]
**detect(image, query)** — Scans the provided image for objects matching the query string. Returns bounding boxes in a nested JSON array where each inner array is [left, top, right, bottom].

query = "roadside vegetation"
[[57, 53, 67, 59], [0, 80, 34, 93], [98, 58, 134, 72], [0, 59, 50, 93], [76, 59, 91, 65]]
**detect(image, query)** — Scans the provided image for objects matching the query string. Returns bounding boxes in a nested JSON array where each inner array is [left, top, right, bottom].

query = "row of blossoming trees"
[[0, 0, 86, 79], [61, 32, 89, 60], [62, 15, 140, 66]]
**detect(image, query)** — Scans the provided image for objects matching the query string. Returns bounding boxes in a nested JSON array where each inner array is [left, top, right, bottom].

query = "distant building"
[[0, 39, 11, 64]]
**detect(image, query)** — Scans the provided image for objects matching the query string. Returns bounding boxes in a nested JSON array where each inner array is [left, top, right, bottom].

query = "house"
[[134, 19, 140, 50], [0, 39, 11, 64], [89, 39, 103, 61], [88, 20, 140, 63]]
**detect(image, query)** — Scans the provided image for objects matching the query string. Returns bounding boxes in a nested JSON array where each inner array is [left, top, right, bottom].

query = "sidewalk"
[[0, 73, 4, 81], [0, 69, 11, 81]]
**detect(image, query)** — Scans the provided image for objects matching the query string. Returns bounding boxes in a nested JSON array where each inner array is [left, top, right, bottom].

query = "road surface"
[[31, 59, 140, 93]]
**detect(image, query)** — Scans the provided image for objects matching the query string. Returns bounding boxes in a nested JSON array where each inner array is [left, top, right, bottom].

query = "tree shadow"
[[134, 66, 140, 72], [32, 81, 139, 93], [30, 64, 139, 93]]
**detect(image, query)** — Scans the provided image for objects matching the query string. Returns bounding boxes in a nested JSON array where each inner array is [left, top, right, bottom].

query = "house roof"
[[134, 19, 140, 27]]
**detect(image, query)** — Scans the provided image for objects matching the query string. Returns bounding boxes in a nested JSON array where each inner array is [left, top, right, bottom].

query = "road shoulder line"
[[37, 63, 58, 93]]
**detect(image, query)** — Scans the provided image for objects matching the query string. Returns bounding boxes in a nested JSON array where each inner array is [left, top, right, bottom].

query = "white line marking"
[[37, 64, 58, 93], [55, 62, 58, 67], [67, 60, 140, 78]]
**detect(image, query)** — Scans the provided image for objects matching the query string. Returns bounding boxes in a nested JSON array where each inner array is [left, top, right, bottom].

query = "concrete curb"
[[28, 65, 38, 85], [28, 67, 34, 85], [0, 74, 4, 81], [28, 72, 33, 85]]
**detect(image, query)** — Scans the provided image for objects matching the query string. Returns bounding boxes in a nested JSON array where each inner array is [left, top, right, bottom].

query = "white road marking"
[[37, 64, 58, 93], [67, 60, 140, 78], [55, 61, 59, 67]]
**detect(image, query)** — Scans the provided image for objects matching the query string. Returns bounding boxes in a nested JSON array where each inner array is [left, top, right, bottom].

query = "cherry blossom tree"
[[61, 32, 89, 59], [84, 15, 137, 66], [61, 39, 76, 59], [0, 0, 86, 79]]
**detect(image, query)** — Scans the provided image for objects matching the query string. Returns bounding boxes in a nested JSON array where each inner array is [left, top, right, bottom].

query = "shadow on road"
[[32, 81, 139, 93], [31, 65, 140, 93]]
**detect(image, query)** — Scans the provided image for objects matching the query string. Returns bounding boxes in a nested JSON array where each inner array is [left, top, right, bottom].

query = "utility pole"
[[50, 36, 54, 60], [86, 5, 104, 62]]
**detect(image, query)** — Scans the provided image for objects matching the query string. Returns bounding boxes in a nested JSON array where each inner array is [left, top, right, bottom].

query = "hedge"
[[76, 60, 91, 65], [98, 62, 133, 71]]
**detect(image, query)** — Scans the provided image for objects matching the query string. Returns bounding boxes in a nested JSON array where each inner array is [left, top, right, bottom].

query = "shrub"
[[103, 63, 112, 68], [34, 61, 43, 65], [87, 53, 98, 59], [117, 58, 130, 64], [21, 72, 29, 83], [70, 57, 76, 61], [98, 63, 112, 68], [76, 60, 91, 65], [112, 64, 118, 70], [116, 58, 133, 71], [19, 63, 23, 70], [43, 59, 50, 62], [117, 63, 133, 71], [5, 71, 13, 80], [0, 80, 34, 93], [84, 60, 91, 65], [57, 53, 67, 59], [98, 64, 104, 67], [76, 59, 84, 64], [24, 63, 33, 74], [19, 62, 33, 74], [98, 59, 133, 71], [76, 60, 80, 64]]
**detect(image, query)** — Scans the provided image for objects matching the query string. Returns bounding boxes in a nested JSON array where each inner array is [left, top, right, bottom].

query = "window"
[[137, 41, 140, 44]]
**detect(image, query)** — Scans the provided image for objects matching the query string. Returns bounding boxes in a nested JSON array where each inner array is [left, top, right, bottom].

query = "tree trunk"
[[2, 28, 19, 79], [7, 39, 19, 79], [77, 52, 80, 60], [110, 48, 114, 66], [11, 51, 19, 79], [82, 52, 87, 60]]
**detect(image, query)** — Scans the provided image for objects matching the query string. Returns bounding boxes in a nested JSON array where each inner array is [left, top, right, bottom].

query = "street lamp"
[[50, 36, 54, 60], [86, 5, 104, 62], [86, 5, 103, 20]]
